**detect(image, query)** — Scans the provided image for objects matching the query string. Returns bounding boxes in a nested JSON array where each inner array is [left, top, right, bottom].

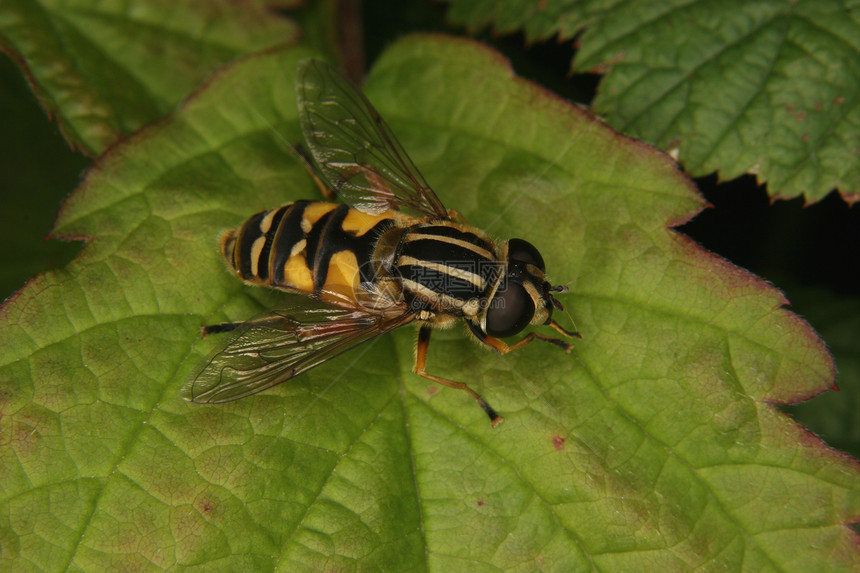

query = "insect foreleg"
[[467, 319, 576, 355], [546, 318, 581, 340], [485, 332, 574, 354]]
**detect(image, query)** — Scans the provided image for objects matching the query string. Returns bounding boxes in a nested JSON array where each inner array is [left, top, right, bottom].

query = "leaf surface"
[[1, 35, 857, 571], [445, 0, 860, 203], [0, 0, 298, 155]]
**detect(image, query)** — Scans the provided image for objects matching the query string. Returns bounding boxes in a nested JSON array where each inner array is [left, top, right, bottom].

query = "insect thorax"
[[392, 221, 503, 318]]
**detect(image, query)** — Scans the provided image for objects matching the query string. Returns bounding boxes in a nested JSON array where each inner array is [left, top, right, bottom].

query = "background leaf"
[[1, 34, 858, 571], [0, 0, 299, 155], [0, 55, 86, 297], [444, 0, 860, 203], [780, 286, 860, 455]]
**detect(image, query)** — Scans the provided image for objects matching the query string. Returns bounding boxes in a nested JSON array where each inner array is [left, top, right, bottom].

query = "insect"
[[183, 59, 578, 426]]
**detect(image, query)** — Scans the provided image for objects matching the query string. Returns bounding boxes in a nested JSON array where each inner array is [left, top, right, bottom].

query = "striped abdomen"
[[394, 221, 502, 317], [221, 200, 394, 305]]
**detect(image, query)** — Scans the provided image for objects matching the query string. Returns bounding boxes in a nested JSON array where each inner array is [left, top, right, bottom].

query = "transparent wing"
[[183, 302, 414, 403], [296, 59, 449, 219]]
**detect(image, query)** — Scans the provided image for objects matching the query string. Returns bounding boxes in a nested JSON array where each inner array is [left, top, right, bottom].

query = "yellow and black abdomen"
[[221, 200, 395, 306]]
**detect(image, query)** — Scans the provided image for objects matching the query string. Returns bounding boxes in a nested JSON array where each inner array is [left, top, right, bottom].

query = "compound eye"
[[507, 238, 545, 271], [486, 282, 535, 338]]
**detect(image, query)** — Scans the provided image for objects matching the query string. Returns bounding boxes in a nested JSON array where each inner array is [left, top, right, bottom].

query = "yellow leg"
[[291, 144, 337, 200], [414, 325, 503, 427], [547, 318, 581, 340], [480, 330, 575, 355], [446, 209, 469, 224]]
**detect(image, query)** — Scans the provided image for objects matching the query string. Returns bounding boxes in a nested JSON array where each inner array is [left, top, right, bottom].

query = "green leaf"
[[445, 0, 591, 41], [1, 35, 858, 571], [444, 0, 860, 203], [0, 0, 298, 155]]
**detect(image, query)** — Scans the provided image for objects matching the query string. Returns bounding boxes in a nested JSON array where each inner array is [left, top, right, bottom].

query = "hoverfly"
[[183, 60, 578, 426]]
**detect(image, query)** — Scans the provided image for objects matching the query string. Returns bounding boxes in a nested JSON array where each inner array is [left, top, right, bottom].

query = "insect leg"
[[202, 322, 242, 337], [201, 315, 289, 337], [291, 144, 337, 200], [547, 318, 581, 340], [495, 332, 574, 354], [413, 325, 503, 427], [468, 320, 575, 355], [445, 209, 469, 224]]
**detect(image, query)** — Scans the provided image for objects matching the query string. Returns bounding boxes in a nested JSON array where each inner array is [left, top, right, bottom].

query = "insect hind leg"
[[201, 315, 289, 338], [202, 322, 241, 337]]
